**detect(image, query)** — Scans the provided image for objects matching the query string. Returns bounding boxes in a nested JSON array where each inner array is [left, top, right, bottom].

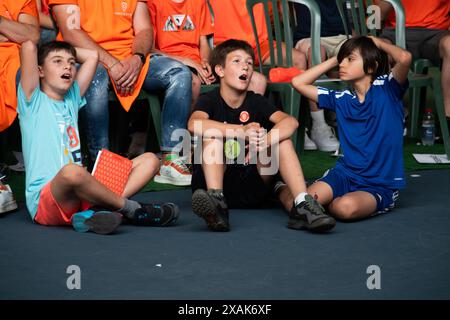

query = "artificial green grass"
[[4, 141, 449, 203]]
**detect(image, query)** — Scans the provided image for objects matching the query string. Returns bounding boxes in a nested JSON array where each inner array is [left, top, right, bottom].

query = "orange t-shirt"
[[209, 0, 268, 49], [148, 0, 213, 63], [385, 0, 450, 30], [0, 0, 38, 132], [49, 0, 151, 111]]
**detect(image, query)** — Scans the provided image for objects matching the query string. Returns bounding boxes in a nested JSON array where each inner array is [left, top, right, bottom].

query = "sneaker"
[[192, 189, 229, 232], [0, 184, 18, 214], [128, 202, 180, 226], [154, 158, 192, 186], [310, 124, 340, 152], [287, 194, 336, 232], [304, 132, 318, 150], [72, 210, 122, 235]]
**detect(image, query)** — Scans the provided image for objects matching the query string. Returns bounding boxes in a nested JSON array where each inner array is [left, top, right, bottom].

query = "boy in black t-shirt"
[[188, 39, 336, 233]]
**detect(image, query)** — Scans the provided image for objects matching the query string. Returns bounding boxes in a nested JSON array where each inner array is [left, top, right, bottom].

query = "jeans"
[[82, 54, 192, 160]]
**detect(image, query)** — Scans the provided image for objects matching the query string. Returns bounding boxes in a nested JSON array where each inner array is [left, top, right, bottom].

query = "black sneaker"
[[288, 195, 336, 232], [129, 202, 180, 226], [72, 210, 123, 235], [192, 189, 229, 232]]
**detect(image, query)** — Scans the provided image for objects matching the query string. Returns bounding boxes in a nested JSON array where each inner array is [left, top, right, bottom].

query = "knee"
[[249, 71, 267, 95], [439, 35, 450, 58], [331, 197, 359, 220], [292, 49, 307, 70], [59, 164, 87, 187], [142, 152, 160, 168]]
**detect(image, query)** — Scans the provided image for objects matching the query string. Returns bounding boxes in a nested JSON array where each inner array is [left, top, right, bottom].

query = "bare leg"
[[51, 164, 125, 214], [201, 138, 225, 190], [328, 191, 377, 220], [439, 35, 450, 117], [307, 181, 334, 206], [191, 73, 202, 112], [123, 152, 160, 197], [248, 71, 267, 95], [263, 43, 307, 70]]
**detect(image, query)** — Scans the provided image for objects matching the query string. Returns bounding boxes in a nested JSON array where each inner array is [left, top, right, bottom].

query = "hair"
[[210, 39, 255, 78], [37, 41, 77, 66], [337, 36, 389, 80]]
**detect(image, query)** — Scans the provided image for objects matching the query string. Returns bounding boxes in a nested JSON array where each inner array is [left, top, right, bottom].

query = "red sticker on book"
[[239, 111, 250, 123]]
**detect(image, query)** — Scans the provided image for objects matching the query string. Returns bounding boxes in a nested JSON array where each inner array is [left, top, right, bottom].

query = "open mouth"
[[61, 73, 71, 80], [239, 74, 248, 81]]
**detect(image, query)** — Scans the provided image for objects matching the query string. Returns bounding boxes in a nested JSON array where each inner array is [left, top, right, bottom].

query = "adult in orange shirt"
[[148, 0, 215, 108], [37, 0, 56, 46], [51, 0, 193, 186], [0, 0, 39, 133], [209, 0, 306, 71], [378, 0, 450, 121]]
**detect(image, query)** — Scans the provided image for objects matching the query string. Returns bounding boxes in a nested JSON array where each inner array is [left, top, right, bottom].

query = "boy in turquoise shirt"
[[18, 40, 179, 234]]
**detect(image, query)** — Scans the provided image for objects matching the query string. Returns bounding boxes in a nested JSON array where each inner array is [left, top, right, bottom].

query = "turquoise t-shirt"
[[17, 82, 86, 219]]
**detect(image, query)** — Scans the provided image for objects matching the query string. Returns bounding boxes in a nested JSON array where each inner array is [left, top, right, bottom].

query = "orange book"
[[91, 149, 132, 196]]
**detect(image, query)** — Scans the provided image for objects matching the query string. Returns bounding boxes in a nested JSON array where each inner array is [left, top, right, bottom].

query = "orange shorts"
[[34, 182, 91, 226], [253, 39, 272, 66]]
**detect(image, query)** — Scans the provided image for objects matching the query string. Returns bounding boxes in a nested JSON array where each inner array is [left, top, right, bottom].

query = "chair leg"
[[432, 76, 450, 159], [409, 86, 422, 138], [147, 95, 162, 150]]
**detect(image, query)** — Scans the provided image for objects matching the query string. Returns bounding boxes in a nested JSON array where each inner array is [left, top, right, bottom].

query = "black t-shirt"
[[194, 88, 278, 129], [194, 88, 279, 165]]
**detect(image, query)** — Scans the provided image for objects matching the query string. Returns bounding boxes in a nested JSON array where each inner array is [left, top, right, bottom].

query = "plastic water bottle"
[[421, 108, 435, 146]]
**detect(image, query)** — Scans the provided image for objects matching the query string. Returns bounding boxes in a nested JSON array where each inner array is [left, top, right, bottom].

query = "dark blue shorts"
[[318, 168, 399, 214]]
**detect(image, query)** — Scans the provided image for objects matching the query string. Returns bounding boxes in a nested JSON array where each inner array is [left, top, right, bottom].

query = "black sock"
[[118, 199, 142, 219]]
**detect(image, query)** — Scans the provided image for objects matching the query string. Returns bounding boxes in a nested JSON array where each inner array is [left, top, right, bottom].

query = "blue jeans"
[[82, 54, 192, 160]]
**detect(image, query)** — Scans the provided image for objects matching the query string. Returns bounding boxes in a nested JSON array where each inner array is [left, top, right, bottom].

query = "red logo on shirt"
[[239, 111, 250, 123]]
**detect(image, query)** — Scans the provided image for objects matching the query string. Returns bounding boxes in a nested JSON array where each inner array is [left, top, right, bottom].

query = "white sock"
[[311, 109, 326, 128], [294, 192, 308, 206]]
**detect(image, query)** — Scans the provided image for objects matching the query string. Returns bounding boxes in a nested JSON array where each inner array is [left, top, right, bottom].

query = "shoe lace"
[[168, 158, 190, 174], [303, 196, 325, 216], [321, 125, 337, 140]]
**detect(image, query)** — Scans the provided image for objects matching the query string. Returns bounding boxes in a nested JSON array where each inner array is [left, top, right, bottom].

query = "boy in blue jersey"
[[292, 36, 412, 220], [18, 40, 179, 234]]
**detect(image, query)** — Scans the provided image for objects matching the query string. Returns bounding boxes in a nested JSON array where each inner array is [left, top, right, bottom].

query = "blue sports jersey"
[[318, 73, 409, 189]]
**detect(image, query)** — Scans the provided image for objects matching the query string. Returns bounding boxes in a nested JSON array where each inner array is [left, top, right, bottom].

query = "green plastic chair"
[[246, 0, 303, 154], [335, 0, 450, 159]]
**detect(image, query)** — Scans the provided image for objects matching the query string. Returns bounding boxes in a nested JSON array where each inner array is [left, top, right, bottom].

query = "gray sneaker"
[[288, 194, 335, 232], [192, 189, 229, 232]]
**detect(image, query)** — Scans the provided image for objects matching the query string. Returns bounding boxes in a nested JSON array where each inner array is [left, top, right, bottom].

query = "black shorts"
[[379, 28, 450, 66], [191, 164, 275, 209]]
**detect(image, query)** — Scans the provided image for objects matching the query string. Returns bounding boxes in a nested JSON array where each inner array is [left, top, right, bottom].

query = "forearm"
[[62, 29, 118, 68], [132, 29, 152, 56], [39, 13, 55, 30], [377, 0, 393, 26], [292, 57, 338, 86], [188, 119, 246, 138], [199, 36, 212, 62], [376, 40, 411, 65], [267, 117, 298, 145], [0, 16, 39, 44]]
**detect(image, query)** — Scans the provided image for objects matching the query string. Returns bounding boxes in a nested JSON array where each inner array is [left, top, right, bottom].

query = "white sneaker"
[[310, 124, 340, 152], [0, 184, 18, 214], [304, 132, 318, 150], [154, 158, 192, 186]]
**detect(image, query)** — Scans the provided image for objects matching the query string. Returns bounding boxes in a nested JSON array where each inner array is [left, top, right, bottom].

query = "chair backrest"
[[246, 0, 294, 74], [246, 0, 323, 72], [335, 0, 406, 48]]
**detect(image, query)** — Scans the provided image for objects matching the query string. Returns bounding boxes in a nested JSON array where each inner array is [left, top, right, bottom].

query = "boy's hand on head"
[[368, 36, 383, 49]]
